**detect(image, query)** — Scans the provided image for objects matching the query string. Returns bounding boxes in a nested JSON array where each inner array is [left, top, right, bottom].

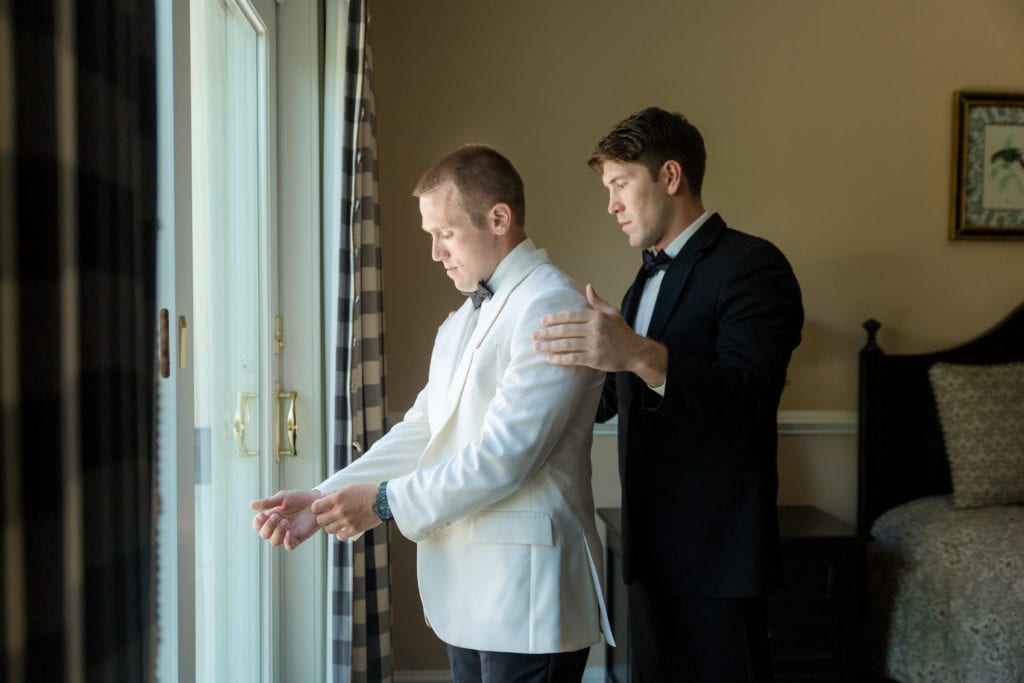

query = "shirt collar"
[[656, 211, 711, 259], [484, 237, 535, 294]]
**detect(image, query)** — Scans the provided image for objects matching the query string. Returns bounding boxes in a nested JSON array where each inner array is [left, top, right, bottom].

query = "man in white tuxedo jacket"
[[251, 145, 613, 682]]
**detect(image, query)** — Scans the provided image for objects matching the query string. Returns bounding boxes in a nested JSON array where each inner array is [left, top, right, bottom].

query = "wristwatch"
[[372, 481, 393, 521]]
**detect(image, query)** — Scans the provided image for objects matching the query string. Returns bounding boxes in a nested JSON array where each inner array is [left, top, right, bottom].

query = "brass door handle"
[[159, 309, 170, 378], [276, 383, 297, 462], [178, 315, 188, 369], [234, 392, 257, 457]]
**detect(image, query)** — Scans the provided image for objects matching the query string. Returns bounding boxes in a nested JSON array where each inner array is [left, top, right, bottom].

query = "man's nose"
[[608, 194, 622, 215], [431, 236, 445, 261]]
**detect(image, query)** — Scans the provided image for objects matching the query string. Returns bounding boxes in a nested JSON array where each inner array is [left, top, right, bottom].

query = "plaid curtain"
[[327, 1, 393, 681], [0, 1, 158, 682]]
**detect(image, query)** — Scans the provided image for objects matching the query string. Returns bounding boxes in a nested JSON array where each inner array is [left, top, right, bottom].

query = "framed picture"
[[951, 91, 1024, 240]]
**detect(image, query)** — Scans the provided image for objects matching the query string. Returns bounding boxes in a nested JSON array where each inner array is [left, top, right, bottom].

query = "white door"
[[190, 1, 273, 680], [156, 1, 326, 681]]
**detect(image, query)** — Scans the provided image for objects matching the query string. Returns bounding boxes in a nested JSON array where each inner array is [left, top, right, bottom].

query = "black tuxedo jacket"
[[599, 213, 804, 598]]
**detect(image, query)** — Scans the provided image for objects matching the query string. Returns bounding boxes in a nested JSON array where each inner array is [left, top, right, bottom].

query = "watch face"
[[374, 482, 392, 520]]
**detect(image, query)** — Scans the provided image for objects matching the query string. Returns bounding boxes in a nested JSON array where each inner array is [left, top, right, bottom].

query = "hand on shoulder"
[[532, 284, 666, 385]]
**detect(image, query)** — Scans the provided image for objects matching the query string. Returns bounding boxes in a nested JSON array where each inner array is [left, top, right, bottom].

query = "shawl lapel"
[[432, 246, 551, 434], [433, 299, 478, 397]]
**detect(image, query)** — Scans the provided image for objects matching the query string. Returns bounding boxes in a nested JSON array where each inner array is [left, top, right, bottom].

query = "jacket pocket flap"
[[470, 511, 553, 546]]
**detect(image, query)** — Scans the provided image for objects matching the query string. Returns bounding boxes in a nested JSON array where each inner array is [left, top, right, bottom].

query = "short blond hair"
[[413, 144, 526, 228]]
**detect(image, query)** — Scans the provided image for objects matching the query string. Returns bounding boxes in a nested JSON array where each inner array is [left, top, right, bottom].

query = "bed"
[[857, 303, 1024, 682]]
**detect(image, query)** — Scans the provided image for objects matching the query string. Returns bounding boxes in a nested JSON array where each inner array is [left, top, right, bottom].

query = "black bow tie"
[[461, 281, 493, 309], [641, 249, 672, 277]]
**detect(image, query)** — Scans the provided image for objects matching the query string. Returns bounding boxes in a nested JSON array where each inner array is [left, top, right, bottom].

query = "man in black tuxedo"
[[533, 107, 803, 682]]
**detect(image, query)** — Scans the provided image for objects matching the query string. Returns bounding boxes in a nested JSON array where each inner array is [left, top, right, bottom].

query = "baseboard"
[[393, 666, 605, 682]]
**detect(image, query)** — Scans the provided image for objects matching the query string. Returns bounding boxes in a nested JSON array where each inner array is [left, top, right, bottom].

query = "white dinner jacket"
[[317, 239, 614, 654]]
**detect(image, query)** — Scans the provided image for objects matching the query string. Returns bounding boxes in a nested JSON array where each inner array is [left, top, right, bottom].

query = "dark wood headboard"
[[857, 302, 1024, 534]]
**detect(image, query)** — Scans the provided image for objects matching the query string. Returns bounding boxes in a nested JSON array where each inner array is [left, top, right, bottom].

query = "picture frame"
[[950, 91, 1024, 240]]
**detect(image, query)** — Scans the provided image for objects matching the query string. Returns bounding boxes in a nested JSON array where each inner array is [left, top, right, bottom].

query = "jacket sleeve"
[[315, 385, 431, 493]]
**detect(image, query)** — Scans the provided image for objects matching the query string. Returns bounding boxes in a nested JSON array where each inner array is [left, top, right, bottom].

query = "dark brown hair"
[[588, 107, 706, 198], [413, 144, 526, 227]]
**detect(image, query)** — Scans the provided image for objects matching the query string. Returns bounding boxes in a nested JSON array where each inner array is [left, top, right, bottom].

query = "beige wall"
[[370, 0, 1024, 672]]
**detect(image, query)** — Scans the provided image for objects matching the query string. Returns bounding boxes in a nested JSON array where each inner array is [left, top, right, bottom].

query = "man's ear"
[[489, 202, 512, 235], [661, 160, 686, 196]]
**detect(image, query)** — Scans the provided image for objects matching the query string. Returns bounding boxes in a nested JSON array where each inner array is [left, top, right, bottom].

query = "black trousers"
[[446, 643, 590, 683], [628, 580, 773, 683]]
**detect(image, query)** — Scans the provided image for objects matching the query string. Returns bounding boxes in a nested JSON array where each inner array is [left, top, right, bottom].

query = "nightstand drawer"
[[767, 554, 845, 675], [768, 617, 842, 670], [775, 553, 838, 600]]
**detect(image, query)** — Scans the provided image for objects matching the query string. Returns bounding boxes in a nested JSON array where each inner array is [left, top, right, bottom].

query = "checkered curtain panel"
[[328, 1, 393, 681], [0, 1, 158, 682]]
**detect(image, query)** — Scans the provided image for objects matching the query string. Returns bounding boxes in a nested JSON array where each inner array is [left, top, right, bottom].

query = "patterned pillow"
[[928, 362, 1024, 508]]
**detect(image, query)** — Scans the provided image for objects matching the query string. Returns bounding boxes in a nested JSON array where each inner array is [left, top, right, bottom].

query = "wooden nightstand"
[[597, 505, 866, 683], [768, 506, 867, 682]]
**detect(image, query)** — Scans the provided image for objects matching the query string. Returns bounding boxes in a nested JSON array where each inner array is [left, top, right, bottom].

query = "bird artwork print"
[[991, 146, 1024, 169], [989, 138, 1024, 197]]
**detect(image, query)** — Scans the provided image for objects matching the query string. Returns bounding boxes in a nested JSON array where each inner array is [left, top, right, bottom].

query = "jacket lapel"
[[433, 246, 551, 433], [434, 300, 478, 392], [645, 213, 725, 340]]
